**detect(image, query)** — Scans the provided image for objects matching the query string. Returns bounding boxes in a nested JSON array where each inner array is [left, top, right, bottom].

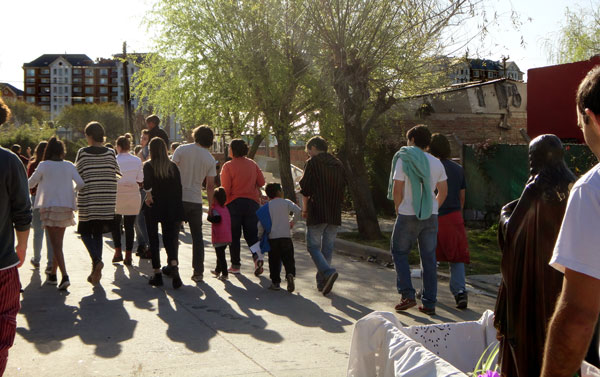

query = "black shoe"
[[149, 273, 163, 286], [162, 265, 174, 277], [268, 283, 281, 291], [171, 267, 183, 289], [322, 272, 338, 296], [58, 276, 70, 290], [47, 274, 58, 285], [136, 244, 147, 257], [286, 273, 295, 293], [455, 291, 468, 309]]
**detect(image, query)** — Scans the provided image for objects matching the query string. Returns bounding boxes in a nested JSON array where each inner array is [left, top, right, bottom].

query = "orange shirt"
[[220, 157, 265, 205]]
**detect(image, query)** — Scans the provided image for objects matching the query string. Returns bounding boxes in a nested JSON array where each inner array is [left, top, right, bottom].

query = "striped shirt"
[[299, 152, 346, 226], [75, 146, 120, 222]]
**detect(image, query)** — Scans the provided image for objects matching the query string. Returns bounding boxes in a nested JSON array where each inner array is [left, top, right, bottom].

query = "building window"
[[26, 87, 35, 94], [112, 78, 119, 84], [99, 78, 108, 85], [26, 96, 35, 103], [473, 70, 479, 78], [100, 96, 108, 102], [488, 71, 493, 78], [112, 96, 119, 102], [40, 78, 50, 83], [73, 87, 81, 93], [53, 87, 57, 93], [111, 86, 119, 93], [73, 69, 82, 75], [85, 96, 94, 103], [100, 68, 108, 76], [58, 87, 63, 94], [64, 68, 69, 75], [26, 78, 35, 83], [40, 96, 50, 102], [53, 68, 57, 75], [73, 77, 81, 84], [41, 105, 50, 111], [73, 97, 83, 102], [99, 87, 108, 94], [41, 87, 50, 94], [85, 69, 94, 77], [41, 68, 50, 75], [26, 69, 36, 76], [85, 87, 94, 94], [85, 78, 94, 85]]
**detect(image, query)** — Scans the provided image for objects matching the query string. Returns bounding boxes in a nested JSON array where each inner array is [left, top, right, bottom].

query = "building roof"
[[0, 82, 24, 96], [469, 59, 501, 71], [23, 54, 93, 67], [404, 78, 523, 99]]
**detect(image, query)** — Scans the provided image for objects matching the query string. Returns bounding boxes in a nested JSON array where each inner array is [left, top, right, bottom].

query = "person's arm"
[[143, 163, 154, 206], [299, 160, 313, 219], [436, 180, 448, 209], [257, 221, 264, 239], [459, 189, 466, 209], [28, 162, 42, 189], [206, 176, 215, 209], [72, 164, 85, 191], [541, 268, 600, 377], [9, 155, 32, 267], [393, 180, 404, 215], [220, 163, 232, 198], [255, 162, 265, 188], [287, 199, 302, 223]]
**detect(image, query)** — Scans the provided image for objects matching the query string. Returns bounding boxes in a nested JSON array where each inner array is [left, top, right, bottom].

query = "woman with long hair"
[[27, 141, 53, 272], [144, 137, 184, 289], [111, 136, 143, 265], [29, 137, 84, 289], [76, 122, 120, 286]]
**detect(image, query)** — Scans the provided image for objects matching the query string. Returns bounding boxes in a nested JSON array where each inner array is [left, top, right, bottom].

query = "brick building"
[[0, 83, 24, 100], [387, 78, 527, 156], [450, 58, 524, 84], [22, 54, 145, 119]]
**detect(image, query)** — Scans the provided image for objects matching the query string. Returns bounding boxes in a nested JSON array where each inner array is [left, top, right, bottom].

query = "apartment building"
[[449, 58, 524, 84], [23, 54, 144, 119]]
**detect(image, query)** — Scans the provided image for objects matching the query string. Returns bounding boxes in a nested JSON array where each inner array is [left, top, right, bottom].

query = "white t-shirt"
[[393, 152, 447, 216], [172, 143, 217, 204], [550, 163, 600, 280]]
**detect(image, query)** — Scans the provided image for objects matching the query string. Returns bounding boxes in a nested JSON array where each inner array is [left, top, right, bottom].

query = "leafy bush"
[[55, 103, 126, 141], [4, 99, 49, 126], [0, 121, 55, 154]]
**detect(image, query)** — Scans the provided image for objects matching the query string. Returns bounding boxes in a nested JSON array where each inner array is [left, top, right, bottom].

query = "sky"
[[0, 0, 595, 91]]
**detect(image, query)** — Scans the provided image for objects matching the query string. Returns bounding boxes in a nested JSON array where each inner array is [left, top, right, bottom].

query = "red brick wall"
[[254, 146, 307, 167]]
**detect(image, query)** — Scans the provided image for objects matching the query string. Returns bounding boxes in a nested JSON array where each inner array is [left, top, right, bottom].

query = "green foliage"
[[546, 4, 600, 64], [0, 121, 55, 154], [55, 103, 126, 141], [471, 342, 499, 376], [4, 99, 49, 126]]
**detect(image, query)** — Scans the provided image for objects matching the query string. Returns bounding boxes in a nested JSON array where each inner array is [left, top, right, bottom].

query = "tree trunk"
[[248, 133, 264, 160], [339, 125, 382, 240], [274, 131, 297, 203]]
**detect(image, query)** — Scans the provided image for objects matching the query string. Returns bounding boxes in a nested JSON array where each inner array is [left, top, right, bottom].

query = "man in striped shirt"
[[299, 136, 346, 296]]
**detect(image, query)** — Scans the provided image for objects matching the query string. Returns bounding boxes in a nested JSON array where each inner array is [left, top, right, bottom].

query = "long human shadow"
[[329, 292, 374, 321], [75, 285, 137, 358], [16, 270, 79, 354], [225, 274, 352, 334]]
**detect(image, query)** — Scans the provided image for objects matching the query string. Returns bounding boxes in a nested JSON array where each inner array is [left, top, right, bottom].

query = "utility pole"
[[501, 55, 510, 79], [122, 41, 134, 135]]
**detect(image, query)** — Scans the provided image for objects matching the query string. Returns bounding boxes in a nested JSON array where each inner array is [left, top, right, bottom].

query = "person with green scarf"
[[389, 125, 448, 315]]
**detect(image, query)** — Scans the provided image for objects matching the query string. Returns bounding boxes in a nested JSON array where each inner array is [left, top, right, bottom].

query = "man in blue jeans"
[[389, 125, 447, 315], [299, 136, 346, 296]]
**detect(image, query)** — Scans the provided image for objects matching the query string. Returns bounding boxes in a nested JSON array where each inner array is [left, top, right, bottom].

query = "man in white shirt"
[[171, 126, 216, 282], [542, 67, 600, 376], [390, 125, 447, 315]]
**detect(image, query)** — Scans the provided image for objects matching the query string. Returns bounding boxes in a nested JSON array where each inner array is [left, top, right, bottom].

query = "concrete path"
[[7, 220, 496, 377]]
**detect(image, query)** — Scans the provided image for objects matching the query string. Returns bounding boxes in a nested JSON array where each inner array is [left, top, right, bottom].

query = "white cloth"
[[550, 163, 600, 280], [115, 153, 143, 215], [400, 310, 497, 373], [28, 160, 84, 210], [257, 198, 302, 239], [172, 143, 217, 204], [347, 311, 466, 377], [393, 152, 447, 216]]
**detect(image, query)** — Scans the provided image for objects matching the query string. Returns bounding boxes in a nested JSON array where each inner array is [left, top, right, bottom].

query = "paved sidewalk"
[[7, 219, 497, 377]]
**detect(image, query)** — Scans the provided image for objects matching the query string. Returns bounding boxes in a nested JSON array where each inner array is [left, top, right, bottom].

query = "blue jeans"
[[449, 262, 466, 296], [306, 223, 338, 288], [81, 232, 103, 263], [183, 201, 205, 275], [391, 214, 438, 309], [30, 195, 53, 267], [135, 189, 149, 247]]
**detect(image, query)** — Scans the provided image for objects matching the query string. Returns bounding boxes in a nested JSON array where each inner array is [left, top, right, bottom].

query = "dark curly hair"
[[0, 98, 11, 125]]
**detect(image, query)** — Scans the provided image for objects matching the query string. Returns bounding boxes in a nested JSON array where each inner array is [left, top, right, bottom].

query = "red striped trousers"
[[0, 267, 20, 376]]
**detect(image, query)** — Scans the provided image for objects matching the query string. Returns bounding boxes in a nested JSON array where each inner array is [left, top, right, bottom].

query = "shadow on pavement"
[[17, 270, 79, 354], [328, 293, 373, 321]]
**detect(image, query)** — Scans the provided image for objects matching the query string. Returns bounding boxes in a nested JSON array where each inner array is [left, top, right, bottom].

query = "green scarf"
[[387, 146, 433, 220]]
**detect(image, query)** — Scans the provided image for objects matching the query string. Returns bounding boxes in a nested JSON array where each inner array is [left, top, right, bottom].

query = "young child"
[[257, 183, 302, 292], [208, 187, 232, 280]]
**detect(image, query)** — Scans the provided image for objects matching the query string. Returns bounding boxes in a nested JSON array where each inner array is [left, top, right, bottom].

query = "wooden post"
[[122, 42, 134, 135]]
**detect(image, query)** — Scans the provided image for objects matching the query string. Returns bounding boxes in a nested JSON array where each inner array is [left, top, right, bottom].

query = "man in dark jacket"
[[0, 98, 31, 375], [299, 136, 345, 296], [145, 114, 169, 147]]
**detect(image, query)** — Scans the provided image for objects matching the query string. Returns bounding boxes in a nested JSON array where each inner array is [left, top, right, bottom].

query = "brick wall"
[[254, 146, 307, 167]]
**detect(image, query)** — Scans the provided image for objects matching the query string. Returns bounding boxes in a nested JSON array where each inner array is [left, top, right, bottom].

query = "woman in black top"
[[144, 137, 184, 289]]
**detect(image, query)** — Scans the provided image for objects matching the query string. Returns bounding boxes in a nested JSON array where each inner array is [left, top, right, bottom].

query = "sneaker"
[[112, 248, 123, 264], [30, 258, 40, 269], [47, 274, 58, 285], [191, 273, 204, 283], [227, 267, 241, 275], [322, 272, 338, 296], [45, 266, 53, 275], [171, 267, 183, 289], [286, 273, 295, 293], [210, 270, 220, 278], [161, 265, 174, 277], [394, 298, 417, 312], [149, 272, 163, 286], [268, 283, 281, 291], [218, 274, 229, 281], [253, 256, 264, 277], [455, 291, 468, 309], [91, 261, 103, 285], [418, 305, 436, 316], [58, 276, 70, 290], [136, 244, 148, 257]]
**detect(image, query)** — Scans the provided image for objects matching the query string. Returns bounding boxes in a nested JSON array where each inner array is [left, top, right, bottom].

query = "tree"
[[4, 99, 49, 126], [546, 4, 600, 64], [138, 0, 322, 201], [306, 0, 477, 239], [55, 103, 125, 141]]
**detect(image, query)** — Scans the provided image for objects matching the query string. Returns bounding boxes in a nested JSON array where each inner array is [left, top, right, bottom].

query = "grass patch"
[[337, 224, 501, 276]]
